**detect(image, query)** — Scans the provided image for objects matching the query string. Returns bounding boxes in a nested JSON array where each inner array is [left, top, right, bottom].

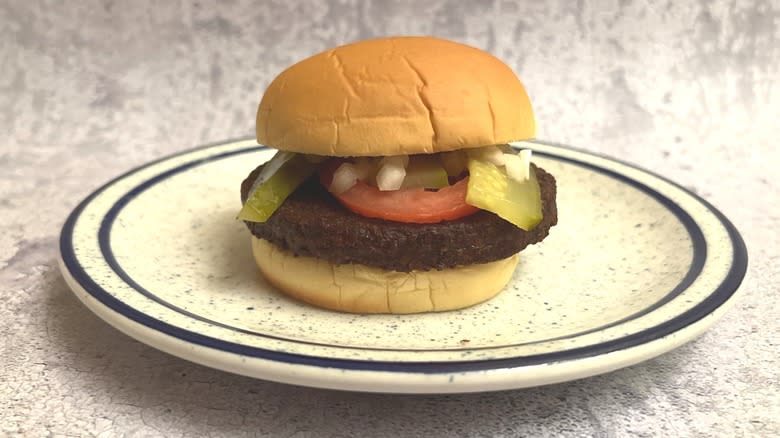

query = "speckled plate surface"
[[58, 139, 747, 394]]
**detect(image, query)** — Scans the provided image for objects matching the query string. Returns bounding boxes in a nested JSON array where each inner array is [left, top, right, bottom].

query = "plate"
[[58, 139, 747, 393]]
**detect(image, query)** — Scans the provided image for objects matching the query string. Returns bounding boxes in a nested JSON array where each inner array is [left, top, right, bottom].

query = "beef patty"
[[241, 163, 558, 272]]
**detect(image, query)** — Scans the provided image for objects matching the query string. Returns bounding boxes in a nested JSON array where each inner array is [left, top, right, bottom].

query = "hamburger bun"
[[252, 237, 519, 314], [257, 36, 535, 156]]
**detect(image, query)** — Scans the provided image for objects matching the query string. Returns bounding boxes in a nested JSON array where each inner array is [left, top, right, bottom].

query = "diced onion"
[[503, 154, 525, 182], [468, 146, 506, 166], [504, 149, 532, 182], [249, 151, 296, 194], [331, 162, 358, 194], [519, 149, 532, 179], [376, 159, 406, 191]]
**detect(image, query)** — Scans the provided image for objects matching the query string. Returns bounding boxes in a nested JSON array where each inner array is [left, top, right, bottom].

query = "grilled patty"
[[241, 163, 557, 271]]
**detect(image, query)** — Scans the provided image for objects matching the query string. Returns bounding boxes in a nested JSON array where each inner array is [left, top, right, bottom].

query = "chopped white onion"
[[249, 151, 296, 194], [376, 159, 406, 191], [504, 149, 532, 182], [468, 146, 506, 166], [519, 149, 532, 180], [503, 154, 524, 181], [330, 162, 358, 194]]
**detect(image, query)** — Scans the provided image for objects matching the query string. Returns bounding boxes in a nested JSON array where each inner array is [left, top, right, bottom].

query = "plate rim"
[[58, 138, 748, 381]]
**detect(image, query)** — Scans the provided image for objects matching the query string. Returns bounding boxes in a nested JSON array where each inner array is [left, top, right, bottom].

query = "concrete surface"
[[1, 1, 778, 436]]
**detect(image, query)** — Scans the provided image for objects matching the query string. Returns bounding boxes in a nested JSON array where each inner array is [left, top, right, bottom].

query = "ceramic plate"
[[58, 139, 747, 393]]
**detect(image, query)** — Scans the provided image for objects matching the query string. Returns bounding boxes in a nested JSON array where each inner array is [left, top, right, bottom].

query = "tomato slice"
[[320, 164, 479, 223]]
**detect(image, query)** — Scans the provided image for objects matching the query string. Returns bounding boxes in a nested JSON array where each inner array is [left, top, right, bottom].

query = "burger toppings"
[[467, 145, 507, 167], [401, 155, 449, 189], [504, 149, 533, 181], [466, 158, 542, 230], [466, 145, 534, 183], [330, 162, 360, 195], [237, 152, 318, 222], [376, 155, 408, 191], [239, 163, 558, 272], [239, 146, 541, 229], [332, 154, 450, 195], [325, 174, 479, 223]]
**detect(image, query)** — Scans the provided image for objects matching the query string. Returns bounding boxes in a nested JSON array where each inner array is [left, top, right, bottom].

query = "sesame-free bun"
[[252, 237, 519, 314], [257, 36, 535, 157]]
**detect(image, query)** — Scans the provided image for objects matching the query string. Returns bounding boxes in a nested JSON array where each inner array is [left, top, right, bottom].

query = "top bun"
[[257, 37, 535, 157]]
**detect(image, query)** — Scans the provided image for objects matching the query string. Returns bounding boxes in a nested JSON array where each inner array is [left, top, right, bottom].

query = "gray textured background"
[[2, 1, 778, 437]]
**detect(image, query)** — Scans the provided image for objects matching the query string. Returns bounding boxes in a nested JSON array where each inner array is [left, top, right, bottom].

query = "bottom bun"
[[251, 237, 519, 314]]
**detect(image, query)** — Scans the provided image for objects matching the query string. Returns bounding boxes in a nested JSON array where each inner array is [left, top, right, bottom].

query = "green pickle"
[[402, 155, 449, 189], [237, 152, 318, 222], [466, 159, 543, 230]]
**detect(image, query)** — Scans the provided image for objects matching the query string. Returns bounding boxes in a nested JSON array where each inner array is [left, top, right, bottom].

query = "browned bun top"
[[257, 36, 535, 156]]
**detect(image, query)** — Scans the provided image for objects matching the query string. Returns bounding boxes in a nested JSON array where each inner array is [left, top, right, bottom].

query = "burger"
[[239, 36, 557, 314]]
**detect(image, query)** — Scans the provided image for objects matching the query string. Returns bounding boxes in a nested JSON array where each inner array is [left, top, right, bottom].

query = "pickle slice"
[[402, 155, 449, 189], [465, 159, 543, 230], [237, 152, 318, 222]]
